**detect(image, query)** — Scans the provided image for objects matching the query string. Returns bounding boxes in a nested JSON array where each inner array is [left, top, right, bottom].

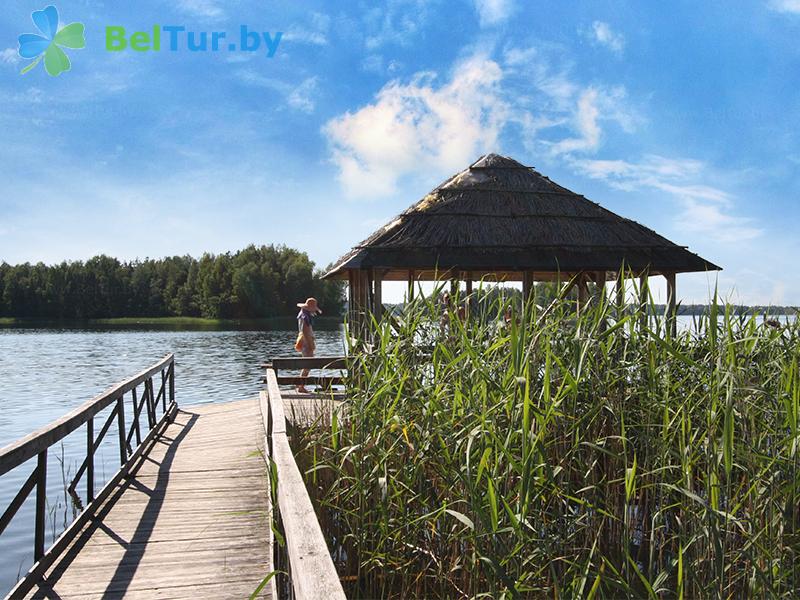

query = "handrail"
[[261, 356, 347, 389], [266, 356, 347, 371], [261, 368, 346, 600], [0, 354, 176, 599], [0, 353, 174, 476]]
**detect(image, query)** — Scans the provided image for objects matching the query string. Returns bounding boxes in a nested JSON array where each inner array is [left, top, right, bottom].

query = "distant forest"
[[0, 245, 345, 319]]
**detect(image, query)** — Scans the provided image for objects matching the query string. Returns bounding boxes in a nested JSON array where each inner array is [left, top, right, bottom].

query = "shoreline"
[[0, 316, 345, 330]]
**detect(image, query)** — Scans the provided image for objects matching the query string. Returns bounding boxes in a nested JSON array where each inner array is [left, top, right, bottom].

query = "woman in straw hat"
[[295, 297, 321, 393]]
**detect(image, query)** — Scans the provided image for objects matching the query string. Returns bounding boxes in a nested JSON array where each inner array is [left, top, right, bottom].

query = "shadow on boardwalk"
[[25, 400, 272, 600]]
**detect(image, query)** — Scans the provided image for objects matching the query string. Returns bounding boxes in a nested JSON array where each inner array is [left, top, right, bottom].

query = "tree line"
[[0, 245, 345, 319]]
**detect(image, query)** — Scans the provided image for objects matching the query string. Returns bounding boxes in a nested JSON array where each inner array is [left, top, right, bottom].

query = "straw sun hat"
[[297, 297, 322, 314]]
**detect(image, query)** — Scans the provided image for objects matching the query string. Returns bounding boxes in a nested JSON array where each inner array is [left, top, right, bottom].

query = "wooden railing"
[[260, 356, 347, 600], [260, 356, 347, 389], [0, 354, 176, 598]]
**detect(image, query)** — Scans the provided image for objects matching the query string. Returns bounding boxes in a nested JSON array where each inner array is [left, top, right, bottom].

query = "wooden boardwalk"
[[22, 399, 272, 600]]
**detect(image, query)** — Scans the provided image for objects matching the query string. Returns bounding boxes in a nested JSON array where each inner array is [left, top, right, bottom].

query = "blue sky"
[[1, 0, 799, 304]]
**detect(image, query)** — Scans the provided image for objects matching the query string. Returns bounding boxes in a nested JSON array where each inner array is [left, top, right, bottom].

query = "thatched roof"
[[324, 154, 721, 280]]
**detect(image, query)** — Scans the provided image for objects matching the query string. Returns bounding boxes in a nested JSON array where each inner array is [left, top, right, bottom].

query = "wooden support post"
[[34, 449, 47, 560], [373, 269, 384, 322], [665, 272, 677, 337], [522, 271, 534, 307], [407, 270, 415, 302], [348, 270, 370, 340], [577, 274, 590, 313], [616, 270, 625, 313], [86, 417, 94, 503], [639, 272, 649, 331], [347, 270, 358, 336], [465, 272, 473, 296], [596, 271, 607, 331]]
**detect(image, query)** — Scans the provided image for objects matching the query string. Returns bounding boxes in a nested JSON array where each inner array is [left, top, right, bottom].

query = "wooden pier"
[[0, 355, 347, 600]]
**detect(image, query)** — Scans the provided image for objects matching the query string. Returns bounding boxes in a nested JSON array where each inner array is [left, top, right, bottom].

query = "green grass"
[[291, 280, 800, 599]]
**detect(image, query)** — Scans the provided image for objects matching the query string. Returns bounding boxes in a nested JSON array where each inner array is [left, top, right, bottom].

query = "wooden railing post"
[[146, 378, 156, 430], [34, 450, 47, 560], [161, 368, 168, 412], [116, 396, 127, 466], [169, 363, 175, 414], [131, 388, 141, 446], [86, 417, 94, 503]]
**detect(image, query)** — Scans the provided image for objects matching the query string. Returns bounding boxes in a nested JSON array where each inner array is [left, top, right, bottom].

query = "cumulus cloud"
[[474, 0, 514, 27], [324, 55, 507, 198], [588, 21, 625, 53], [768, 0, 800, 13], [324, 45, 643, 198]]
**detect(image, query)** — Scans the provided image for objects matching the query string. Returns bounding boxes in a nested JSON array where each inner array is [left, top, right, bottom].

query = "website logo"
[[18, 5, 86, 77], [105, 26, 282, 57]]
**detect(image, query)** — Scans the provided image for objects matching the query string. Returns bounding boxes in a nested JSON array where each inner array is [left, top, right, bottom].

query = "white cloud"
[[474, 0, 514, 27], [768, 0, 800, 13], [288, 77, 319, 113], [235, 71, 320, 113], [1, 48, 19, 65], [550, 88, 602, 154], [283, 13, 331, 46], [177, 0, 224, 19], [361, 54, 403, 75], [588, 21, 625, 53], [324, 54, 507, 198], [549, 86, 635, 155], [362, 1, 433, 49], [574, 155, 762, 242], [500, 44, 639, 155], [676, 199, 762, 242]]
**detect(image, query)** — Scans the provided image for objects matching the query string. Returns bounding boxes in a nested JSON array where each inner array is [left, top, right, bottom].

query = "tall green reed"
[[292, 282, 799, 599]]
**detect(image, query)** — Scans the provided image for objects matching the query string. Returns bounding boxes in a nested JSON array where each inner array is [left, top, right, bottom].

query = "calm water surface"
[[0, 326, 344, 596]]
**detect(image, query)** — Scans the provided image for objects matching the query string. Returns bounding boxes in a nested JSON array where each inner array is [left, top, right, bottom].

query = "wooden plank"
[[267, 356, 347, 371], [274, 376, 343, 387], [0, 354, 174, 477], [16, 399, 272, 599]]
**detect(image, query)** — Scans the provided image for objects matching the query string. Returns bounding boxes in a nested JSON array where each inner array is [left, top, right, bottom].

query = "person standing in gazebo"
[[294, 297, 321, 393]]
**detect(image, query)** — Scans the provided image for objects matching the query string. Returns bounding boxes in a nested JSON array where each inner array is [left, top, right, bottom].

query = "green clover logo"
[[18, 5, 85, 77]]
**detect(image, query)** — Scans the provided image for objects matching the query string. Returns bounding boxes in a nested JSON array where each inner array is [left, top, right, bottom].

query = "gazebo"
[[324, 154, 720, 335]]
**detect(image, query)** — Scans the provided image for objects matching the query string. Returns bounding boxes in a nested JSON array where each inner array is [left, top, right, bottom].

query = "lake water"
[[0, 326, 345, 597]]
